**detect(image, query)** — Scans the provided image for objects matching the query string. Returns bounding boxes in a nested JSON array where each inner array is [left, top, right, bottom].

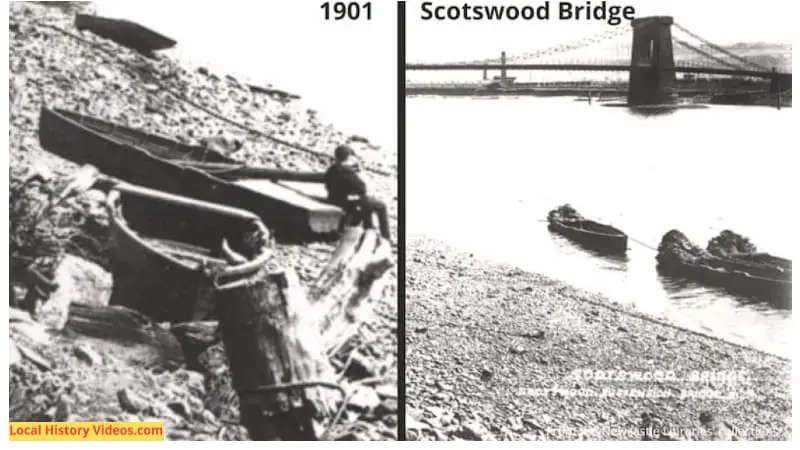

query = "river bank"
[[405, 234, 790, 441], [10, 2, 397, 441]]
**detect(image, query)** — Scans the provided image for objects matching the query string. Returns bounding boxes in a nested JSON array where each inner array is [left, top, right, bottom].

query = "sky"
[[94, 0, 398, 145], [406, 0, 794, 62]]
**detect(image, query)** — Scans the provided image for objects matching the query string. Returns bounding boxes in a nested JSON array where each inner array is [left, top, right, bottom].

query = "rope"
[[674, 23, 771, 71], [36, 21, 394, 178], [238, 380, 345, 397], [674, 39, 748, 71], [628, 236, 658, 252], [440, 17, 656, 66]]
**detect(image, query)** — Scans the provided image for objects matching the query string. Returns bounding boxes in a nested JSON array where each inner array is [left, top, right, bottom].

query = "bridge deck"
[[406, 63, 788, 79]]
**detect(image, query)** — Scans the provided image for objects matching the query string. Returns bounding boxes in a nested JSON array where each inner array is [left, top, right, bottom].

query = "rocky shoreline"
[[10, 2, 397, 441], [405, 234, 790, 441]]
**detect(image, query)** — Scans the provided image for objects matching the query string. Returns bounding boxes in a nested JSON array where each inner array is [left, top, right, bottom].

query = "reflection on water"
[[408, 96, 792, 357], [605, 104, 712, 115], [547, 233, 630, 268]]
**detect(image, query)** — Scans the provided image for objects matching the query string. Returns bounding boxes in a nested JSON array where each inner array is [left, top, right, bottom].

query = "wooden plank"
[[234, 179, 339, 213], [274, 180, 330, 203]]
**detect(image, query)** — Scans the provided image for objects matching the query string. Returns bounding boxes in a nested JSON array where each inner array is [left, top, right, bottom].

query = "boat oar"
[[172, 160, 326, 183], [55, 164, 262, 222]]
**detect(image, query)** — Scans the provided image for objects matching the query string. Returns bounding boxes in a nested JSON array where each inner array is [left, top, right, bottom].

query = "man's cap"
[[334, 144, 355, 160]]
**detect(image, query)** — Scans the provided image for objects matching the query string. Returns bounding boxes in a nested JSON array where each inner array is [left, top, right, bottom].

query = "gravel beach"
[[10, 2, 397, 441], [405, 234, 790, 441]]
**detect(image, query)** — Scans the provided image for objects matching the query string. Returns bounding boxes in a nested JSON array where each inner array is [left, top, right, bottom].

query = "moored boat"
[[706, 229, 792, 276], [547, 204, 628, 255], [105, 181, 271, 323], [657, 230, 791, 308], [38, 107, 345, 242], [75, 14, 177, 54]]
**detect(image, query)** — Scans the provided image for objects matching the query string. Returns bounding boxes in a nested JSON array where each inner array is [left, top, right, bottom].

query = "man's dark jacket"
[[324, 163, 366, 206]]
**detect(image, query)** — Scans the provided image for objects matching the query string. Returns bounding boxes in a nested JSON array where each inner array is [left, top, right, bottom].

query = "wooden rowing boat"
[[38, 107, 345, 241], [546, 205, 628, 255], [106, 182, 270, 323], [656, 230, 791, 309], [548, 219, 629, 255], [75, 14, 177, 54], [657, 259, 791, 309], [44, 108, 326, 182]]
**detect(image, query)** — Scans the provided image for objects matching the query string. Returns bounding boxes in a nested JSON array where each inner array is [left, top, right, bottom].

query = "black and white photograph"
[[404, 0, 792, 441], [8, 0, 398, 441]]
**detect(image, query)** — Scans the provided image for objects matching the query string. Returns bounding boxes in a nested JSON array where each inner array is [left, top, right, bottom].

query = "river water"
[[407, 96, 792, 357]]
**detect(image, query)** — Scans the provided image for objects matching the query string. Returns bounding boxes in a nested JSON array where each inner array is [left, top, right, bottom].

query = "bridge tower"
[[628, 16, 678, 106], [500, 51, 507, 83]]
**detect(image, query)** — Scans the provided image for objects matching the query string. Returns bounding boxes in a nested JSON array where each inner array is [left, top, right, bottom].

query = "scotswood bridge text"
[[420, 1, 637, 25]]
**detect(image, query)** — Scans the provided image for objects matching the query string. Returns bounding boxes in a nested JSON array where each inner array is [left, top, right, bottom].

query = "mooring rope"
[[35, 21, 394, 178]]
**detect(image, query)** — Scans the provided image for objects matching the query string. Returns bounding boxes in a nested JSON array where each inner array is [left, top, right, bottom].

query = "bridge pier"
[[500, 51, 507, 83], [627, 16, 678, 106]]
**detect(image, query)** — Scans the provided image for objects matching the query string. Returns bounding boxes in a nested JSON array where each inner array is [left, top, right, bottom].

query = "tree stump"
[[213, 227, 393, 440]]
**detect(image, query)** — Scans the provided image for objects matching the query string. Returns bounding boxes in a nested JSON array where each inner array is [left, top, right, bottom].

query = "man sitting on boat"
[[324, 145, 391, 241]]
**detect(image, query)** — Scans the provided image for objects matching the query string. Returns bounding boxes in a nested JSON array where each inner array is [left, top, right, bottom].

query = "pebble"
[[199, 409, 220, 425], [74, 344, 103, 366], [457, 421, 490, 440], [117, 388, 148, 414], [167, 400, 191, 418], [10, 342, 22, 366], [117, 413, 142, 423], [347, 386, 381, 412], [522, 330, 545, 339], [509, 345, 527, 354], [434, 381, 451, 391], [375, 397, 397, 417], [167, 429, 192, 440], [174, 370, 206, 396], [374, 383, 396, 399]]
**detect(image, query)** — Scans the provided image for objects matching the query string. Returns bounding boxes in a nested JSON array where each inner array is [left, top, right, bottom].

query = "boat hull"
[[548, 219, 628, 255], [38, 107, 345, 242], [75, 14, 177, 53], [107, 189, 263, 323], [657, 259, 791, 309]]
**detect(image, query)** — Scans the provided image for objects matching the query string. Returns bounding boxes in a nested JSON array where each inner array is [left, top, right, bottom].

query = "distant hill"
[[674, 42, 791, 72]]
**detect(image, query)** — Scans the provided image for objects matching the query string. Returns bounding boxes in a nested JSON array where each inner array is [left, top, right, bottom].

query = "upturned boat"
[[75, 14, 177, 54]]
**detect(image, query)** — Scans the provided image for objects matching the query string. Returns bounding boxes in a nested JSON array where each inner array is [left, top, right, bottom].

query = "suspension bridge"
[[406, 16, 791, 107]]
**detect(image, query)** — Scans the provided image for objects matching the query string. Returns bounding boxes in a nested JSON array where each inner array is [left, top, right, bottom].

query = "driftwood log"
[[214, 227, 393, 441], [64, 303, 185, 371]]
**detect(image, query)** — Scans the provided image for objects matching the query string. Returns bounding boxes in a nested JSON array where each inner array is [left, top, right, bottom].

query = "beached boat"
[[546, 205, 628, 255], [106, 181, 270, 323], [38, 107, 345, 241], [75, 14, 177, 54]]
